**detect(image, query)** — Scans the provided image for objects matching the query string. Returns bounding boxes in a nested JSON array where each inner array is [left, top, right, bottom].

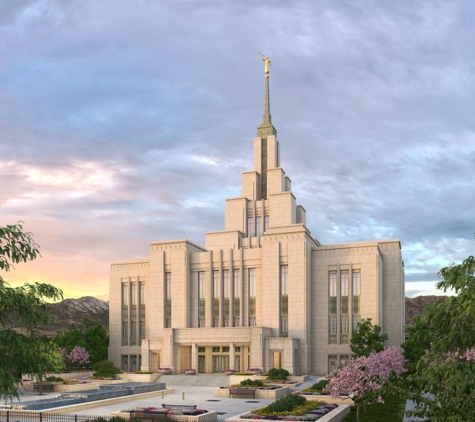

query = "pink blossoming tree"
[[328, 347, 406, 422]]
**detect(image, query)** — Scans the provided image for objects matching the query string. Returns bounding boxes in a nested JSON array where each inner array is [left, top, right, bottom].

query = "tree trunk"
[[356, 405, 360, 422]]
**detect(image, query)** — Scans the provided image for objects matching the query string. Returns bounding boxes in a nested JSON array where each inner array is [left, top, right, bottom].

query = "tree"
[[405, 253, 475, 422], [27, 335, 64, 395], [328, 347, 406, 422], [350, 318, 388, 357], [0, 222, 63, 401], [54, 317, 108, 365]]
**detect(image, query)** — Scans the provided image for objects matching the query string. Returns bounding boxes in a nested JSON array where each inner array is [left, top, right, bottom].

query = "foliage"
[[257, 392, 307, 413], [54, 317, 108, 365], [343, 393, 406, 422], [307, 379, 330, 392], [67, 346, 90, 366], [45, 375, 64, 382], [328, 348, 406, 422], [0, 222, 63, 401], [266, 368, 290, 380], [92, 360, 121, 378], [27, 335, 64, 393], [405, 253, 475, 422], [135, 371, 153, 374], [350, 318, 388, 357], [239, 378, 264, 387]]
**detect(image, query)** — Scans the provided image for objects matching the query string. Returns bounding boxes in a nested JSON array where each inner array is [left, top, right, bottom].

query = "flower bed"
[[113, 406, 218, 422], [240, 403, 338, 420], [214, 385, 291, 400]]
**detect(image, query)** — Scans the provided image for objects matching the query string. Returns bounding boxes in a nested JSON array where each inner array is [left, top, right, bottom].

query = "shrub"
[[309, 379, 329, 392], [266, 368, 290, 381], [135, 371, 153, 374], [240, 378, 264, 387], [258, 392, 307, 413], [92, 360, 121, 378], [45, 376, 63, 382]]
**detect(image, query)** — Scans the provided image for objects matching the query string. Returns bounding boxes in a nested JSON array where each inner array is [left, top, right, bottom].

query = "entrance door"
[[198, 355, 206, 373], [213, 356, 229, 373]]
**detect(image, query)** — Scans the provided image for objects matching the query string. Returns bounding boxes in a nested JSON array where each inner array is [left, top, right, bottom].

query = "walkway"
[[15, 375, 319, 419]]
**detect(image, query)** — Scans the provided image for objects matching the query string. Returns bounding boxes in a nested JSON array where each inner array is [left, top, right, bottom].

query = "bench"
[[33, 384, 55, 393], [229, 388, 256, 399]]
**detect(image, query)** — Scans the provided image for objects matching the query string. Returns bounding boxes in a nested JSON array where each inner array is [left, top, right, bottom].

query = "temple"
[[108, 59, 405, 375]]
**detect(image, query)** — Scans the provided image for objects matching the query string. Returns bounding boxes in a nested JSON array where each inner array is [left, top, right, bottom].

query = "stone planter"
[[214, 385, 291, 400], [112, 410, 217, 422], [184, 369, 196, 375], [117, 373, 162, 382], [157, 368, 172, 375], [301, 393, 354, 406], [225, 370, 236, 375], [225, 405, 350, 422]]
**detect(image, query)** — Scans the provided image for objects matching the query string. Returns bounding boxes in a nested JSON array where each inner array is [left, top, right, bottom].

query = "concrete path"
[[14, 375, 319, 420]]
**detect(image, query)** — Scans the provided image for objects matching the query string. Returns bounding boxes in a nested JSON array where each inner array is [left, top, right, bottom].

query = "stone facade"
[[108, 73, 405, 376]]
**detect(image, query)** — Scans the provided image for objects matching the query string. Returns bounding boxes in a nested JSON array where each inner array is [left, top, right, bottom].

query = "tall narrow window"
[[233, 269, 240, 326], [280, 265, 288, 337], [213, 270, 220, 327], [247, 217, 253, 237], [139, 282, 146, 340], [165, 272, 171, 328], [249, 268, 256, 326], [198, 272, 205, 327], [223, 270, 230, 326], [264, 215, 269, 232], [256, 217, 262, 236], [329, 271, 337, 344], [352, 270, 361, 329], [122, 282, 129, 346], [340, 271, 349, 343], [130, 283, 137, 345]]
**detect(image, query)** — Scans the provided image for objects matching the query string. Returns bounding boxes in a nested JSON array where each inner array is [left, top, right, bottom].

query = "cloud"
[[1, 0, 474, 299]]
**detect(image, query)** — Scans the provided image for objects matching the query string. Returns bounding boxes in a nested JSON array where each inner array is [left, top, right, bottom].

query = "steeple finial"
[[257, 53, 277, 138]]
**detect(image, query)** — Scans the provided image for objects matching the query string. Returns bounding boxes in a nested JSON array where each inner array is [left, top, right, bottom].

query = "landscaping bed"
[[113, 405, 218, 422], [214, 385, 291, 400]]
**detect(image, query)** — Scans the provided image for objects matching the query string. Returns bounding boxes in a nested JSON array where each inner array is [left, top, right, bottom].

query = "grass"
[[342, 394, 407, 422]]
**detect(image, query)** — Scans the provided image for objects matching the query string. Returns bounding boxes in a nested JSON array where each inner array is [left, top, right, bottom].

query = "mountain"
[[405, 295, 447, 326], [39, 295, 444, 336], [41, 296, 109, 336]]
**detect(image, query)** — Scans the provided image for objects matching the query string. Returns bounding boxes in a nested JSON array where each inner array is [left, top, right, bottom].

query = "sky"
[[1, 0, 474, 301]]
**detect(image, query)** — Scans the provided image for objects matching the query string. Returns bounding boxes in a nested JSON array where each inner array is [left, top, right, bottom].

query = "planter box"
[[117, 373, 162, 383], [287, 375, 309, 383], [55, 382, 99, 392], [112, 410, 218, 422], [301, 394, 354, 406], [228, 375, 267, 385], [225, 405, 350, 422], [184, 370, 196, 375], [46, 371, 94, 380], [214, 386, 291, 400]]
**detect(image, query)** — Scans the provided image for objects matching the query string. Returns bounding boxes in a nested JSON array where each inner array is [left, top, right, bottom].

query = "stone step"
[[159, 374, 231, 387]]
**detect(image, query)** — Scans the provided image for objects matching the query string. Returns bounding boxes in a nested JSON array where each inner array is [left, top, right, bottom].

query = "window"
[[256, 216, 262, 236], [131, 283, 137, 305], [223, 270, 230, 326], [340, 271, 349, 343], [165, 272, 171, 328], [233, 269, 240, 326], [352, 270, 361, 329], [122, 321, 128, 346], [264, 215, 269, 232], [247, 217, 253, 237], [249, 268, 256, 326], [198, 272, 205, 327], [213, 271, 220, 327], [280, 265, 288, 337], [122, 283, 128, 306], [329, 271, 337, 344]]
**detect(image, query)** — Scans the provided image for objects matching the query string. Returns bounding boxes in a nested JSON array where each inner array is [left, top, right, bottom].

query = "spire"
[[257, 53, 277, 138]]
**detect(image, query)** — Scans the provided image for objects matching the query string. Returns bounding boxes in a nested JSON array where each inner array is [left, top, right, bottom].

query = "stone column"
[[229, 342, 235, 370]]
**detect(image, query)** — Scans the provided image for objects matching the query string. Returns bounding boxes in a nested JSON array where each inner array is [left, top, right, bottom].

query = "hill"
[[41, 296, 109, 336], [405, 295, 447, 326]]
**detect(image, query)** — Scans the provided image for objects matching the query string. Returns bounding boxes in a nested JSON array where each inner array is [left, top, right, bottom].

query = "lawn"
[[342, 394, 407, 422]]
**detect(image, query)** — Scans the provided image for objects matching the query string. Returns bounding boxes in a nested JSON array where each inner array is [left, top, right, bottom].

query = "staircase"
[[159, 374, 230, 387]]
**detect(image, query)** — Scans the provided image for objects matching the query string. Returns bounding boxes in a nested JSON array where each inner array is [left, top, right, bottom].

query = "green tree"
[[350, 318, 388, 357], [55, 317, 109, 365], [0, 222, 63, 401], [27, 335, 64, 394], [406, 252, 475, 422]]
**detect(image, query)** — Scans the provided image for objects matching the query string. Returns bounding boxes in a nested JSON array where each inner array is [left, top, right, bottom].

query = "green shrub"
[[45, 376, 63, 382], [240, 378, 264, 387], [266, 368, 290, 381], [257, 393, 307, 413], [92, 360, 121, 378], [135, 371, 153, 374], [309, 379, 329, 392]]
